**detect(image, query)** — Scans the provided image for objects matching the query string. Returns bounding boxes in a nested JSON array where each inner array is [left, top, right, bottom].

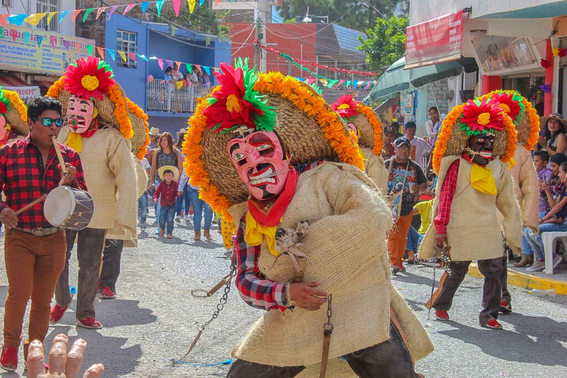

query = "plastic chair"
[[541, 232, 567, 274]]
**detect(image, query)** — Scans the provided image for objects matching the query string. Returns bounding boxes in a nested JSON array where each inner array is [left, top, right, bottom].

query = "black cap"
[[394, 136, 411, 148]]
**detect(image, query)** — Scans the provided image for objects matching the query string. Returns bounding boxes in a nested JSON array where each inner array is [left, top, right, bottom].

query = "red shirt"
[[154, 180, 178, 207], [0, 135, 87, 230]]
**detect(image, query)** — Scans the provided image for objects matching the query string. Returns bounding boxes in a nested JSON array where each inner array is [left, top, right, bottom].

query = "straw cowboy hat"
[[0, 87, 29, 137], [331, 94, 384, 154], [432, 97, 517, 174], [479, 90, 540, 150], [540, 113, 567, 130], [149, 127, 160, 135], [183, 60, 364, 214], [158, 165, 179, 181]]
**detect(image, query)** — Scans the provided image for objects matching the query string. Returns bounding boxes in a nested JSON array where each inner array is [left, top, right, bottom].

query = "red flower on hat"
[[492, 91, 521, 122], [64, 56, 115, 101], [330, 94, 359, 120], [0, 102, 7, 114], [460, 97, 504, 135]]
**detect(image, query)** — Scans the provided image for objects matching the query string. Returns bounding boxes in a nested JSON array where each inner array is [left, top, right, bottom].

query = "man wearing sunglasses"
[[0, 96, 87, 371]]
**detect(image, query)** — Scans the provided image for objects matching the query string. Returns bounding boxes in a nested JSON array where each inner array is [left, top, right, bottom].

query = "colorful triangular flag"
[[165, 59, 173, 68], [75, 42, 81, 53], [107, 49, 115, 61], [107, 6, 117, 20], [118, 51, 127, 61], [202, 66, 210, 75], [155, 0, 165, 17], [127, 52, 137, 62], [97, 46, 105, 59], [157, 58, 164, 70], [25, 13, 46, 26], [187, 0, 196, 13], [194, 64, 201, 74], [172, 0, 181, 16], [123, 3, 136, 16], [37, 35, 44, 47], [83, 8, 94, 22], [86, 45, 93, 56], [71, 9, 82, 23], [46, 12, 57, 24], [199, 0, 205, 5], [0, 14, 9, 26], [185, 63, 192, 74], [141, 2, 149, 12], [7, 14, 28, 26], [96, 7, 106, 20], [22, 32, 30, 44], [138, 54, 149, 62], [59, 10, 69, 24]]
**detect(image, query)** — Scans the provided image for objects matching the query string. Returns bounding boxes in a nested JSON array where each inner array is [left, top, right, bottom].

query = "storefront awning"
[[405, 10, 465, 69], [0, 76, 40, 101]]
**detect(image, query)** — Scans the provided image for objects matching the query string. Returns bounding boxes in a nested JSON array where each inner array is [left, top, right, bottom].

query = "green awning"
[[365, 58, 413, 102], [409, 58, 477, 88]]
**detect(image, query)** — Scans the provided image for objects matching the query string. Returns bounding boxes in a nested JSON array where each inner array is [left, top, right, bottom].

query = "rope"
[[170, 358, 233, 367]]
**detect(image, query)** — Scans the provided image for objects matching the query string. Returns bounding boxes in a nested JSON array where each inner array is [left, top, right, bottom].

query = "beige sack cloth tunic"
[[229, 162, 433, 373], [361, 147, 388, 196], [509, 145, 539, 233], [419, 156, 522, 261], [58, 127, 137, 238]]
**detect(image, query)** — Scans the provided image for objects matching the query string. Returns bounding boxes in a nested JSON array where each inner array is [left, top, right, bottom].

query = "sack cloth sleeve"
[[496, 162, 523, 254]]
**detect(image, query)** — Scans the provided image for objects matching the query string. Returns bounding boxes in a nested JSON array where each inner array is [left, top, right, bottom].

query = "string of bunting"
[[260, 43, 379, 77], [84, 44, 218, 76], [0, 0, 209, 28]]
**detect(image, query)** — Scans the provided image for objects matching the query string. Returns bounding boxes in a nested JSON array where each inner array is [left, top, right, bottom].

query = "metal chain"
[[323, 294, 333, 332]]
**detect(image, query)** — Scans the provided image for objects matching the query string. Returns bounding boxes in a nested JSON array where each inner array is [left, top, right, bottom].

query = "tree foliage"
[[158, 0, 229, 38], [278, 0, 403, 32], [357, 16, 408, 72]]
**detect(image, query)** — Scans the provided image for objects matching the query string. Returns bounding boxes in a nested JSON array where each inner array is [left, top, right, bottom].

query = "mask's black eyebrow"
[[229, 143, 240, 155]]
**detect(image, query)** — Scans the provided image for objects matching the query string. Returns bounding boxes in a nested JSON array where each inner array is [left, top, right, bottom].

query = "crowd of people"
[[0, 54, 564, 378]]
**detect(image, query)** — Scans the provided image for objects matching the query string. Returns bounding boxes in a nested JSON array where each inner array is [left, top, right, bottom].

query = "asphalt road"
[[0, 214, 566, 378]]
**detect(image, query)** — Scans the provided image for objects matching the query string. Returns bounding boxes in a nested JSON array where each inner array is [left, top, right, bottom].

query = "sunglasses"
[[34, 117, 64, 127]]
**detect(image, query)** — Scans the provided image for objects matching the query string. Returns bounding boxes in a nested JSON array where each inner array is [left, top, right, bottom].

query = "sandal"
[[481, 319, 503, 330]]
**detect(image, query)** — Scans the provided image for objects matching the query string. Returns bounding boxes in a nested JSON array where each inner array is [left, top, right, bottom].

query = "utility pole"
[[254, 14, 261, 70], [257, 0, 267, 73]]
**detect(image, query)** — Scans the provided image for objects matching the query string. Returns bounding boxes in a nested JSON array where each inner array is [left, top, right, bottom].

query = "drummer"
[[0, 96, 87, 371]]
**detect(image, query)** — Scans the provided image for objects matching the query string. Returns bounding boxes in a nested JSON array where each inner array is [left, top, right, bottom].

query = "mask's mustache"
[[244, 160, 292, 188], [465, 147, 493, 157], [68, 115, 86, 128]]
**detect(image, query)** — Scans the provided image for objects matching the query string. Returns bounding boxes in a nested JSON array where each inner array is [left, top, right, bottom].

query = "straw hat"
[[479, 90, 540, 150], [183, 61, 364, 216], [330, 94, 384, 154], [149, 127, 160, 135], [432, 97, 517, 174], [47, 56, 133, 140], [0, 87, 28, 137], [540, 113, 567, 130], [158, 165, 179, 181], [126, 99, 150, 160]]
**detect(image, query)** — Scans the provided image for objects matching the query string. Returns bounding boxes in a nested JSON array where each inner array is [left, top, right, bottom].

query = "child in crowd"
[[535, 150, 553, 217], [405, 199, 434, 263], [153, 165, 179, 239], [523, 161, 567, 272]]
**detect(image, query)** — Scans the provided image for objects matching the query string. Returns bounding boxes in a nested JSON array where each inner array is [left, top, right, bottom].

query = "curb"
[[468, 263, 567, 296]]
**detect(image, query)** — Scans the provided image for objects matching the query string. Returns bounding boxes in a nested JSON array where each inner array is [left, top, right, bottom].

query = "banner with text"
[[0, 25, 95, 75]]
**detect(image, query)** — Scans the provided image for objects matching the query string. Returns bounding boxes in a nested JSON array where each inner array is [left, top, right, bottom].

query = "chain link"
[[323, 294, 333, 332], [201, 263, 236, 330]]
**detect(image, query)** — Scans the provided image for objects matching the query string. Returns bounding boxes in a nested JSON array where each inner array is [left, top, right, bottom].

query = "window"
[[36, 0, 57, 31], [116, 30, 137, 69]]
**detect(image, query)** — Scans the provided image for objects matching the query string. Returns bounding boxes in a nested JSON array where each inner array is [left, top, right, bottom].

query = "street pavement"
[[0, 214, 566, 377]]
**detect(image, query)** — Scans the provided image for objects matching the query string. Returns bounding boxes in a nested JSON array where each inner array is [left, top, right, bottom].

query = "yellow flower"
[[81, 75, 100, 91], [226, 94, 241, 113], [477, 112, 491, 125]]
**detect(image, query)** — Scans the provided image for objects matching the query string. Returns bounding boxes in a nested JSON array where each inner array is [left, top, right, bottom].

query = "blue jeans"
[[523, 221, 567, 260], [138, 192, 148, 223], [154, 180, 161, 220], [158, 205, 176, 235], [188, 186, 213, 231], [522, 211, 556, 257], [405, 226, 424, 253], [176, 184, 190, 216]]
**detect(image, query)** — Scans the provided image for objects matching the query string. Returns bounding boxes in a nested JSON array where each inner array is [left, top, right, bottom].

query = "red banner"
[[405, 10, 464, 69]]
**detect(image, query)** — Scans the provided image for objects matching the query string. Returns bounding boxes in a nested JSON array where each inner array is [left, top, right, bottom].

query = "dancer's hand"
[[0, 207, 18, 229], [289, 282, 327, 311], [27, 334, 104, 378], [436, 233, 447, 247]]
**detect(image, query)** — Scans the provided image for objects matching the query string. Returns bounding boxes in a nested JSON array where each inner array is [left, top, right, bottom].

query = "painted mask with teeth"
[[67, 96, 96, 134], [227, 130, 288, 201], [467, 134, 495, 165]]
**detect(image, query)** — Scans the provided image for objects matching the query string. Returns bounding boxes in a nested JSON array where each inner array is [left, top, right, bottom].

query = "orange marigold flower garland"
[[47, 77, 65, 99], [1, 89, 27, 122], [356, 103, 383, 154], [108, 86, 133, 140], [127, 99, 150, 160]]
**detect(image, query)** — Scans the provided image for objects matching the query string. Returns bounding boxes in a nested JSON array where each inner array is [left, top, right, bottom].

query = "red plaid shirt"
[[433, 159, 460, 235], [0, 135, 87, 229]]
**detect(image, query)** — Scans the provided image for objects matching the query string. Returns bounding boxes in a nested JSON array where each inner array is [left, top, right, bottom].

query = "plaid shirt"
[[0, 135, 87, 229], [433, 159, 460, 235]]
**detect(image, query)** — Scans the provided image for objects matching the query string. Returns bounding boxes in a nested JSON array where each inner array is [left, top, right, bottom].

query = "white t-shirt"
[[142, 157, 150, 170], [409, 137, 432, 169]]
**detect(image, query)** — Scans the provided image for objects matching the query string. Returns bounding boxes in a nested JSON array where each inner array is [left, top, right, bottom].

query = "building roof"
[[143, 21, 220, 42], [315, 24, 366, 62]]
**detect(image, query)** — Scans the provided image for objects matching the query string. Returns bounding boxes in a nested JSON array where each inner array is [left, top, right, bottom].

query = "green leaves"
[[357, 15, 408, 72]]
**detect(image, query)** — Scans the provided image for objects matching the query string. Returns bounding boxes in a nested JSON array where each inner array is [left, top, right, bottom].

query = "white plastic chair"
[[541, 232, 567, 274]]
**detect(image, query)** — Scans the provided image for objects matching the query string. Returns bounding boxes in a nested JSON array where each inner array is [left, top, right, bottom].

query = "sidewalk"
[[469, 260, 567, 295]]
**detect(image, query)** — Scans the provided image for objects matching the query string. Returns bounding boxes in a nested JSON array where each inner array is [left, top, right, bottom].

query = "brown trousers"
[[3, 229, 66, 351], [387, 214, 413, 266]]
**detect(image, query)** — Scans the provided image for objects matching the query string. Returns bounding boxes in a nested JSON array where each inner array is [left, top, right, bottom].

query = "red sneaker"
[[398, 264, 406, 273], [500, 300, 512, 314], [1, 345, 17, 372], [100, 287, 116, 299], [76, 317, 103, 329], [435, 310, 450, 321], [49, 304, 69, 324], [482, 319, 503, 330]]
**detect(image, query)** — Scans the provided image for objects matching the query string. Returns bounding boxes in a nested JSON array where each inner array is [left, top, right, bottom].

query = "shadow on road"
[[439, 312, 567, 366]]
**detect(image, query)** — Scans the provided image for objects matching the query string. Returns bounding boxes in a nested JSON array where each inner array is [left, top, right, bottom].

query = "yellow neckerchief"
[[244, 210, 278, 256], [470, 162, 497, 196], [66, 132, 83, 152]]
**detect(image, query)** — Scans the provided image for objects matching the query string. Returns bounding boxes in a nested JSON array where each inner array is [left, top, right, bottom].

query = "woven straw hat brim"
[[202, 93, 341, 204], [126, 100, 150, 158], [4, 107, 29, 136], [444, 124, 509, 158], [353, 115, 375, 149], [55, 82, 128, 130], [516, 114, 532, 146], [540, 116, 567, 130], [158, 165, 179, 181]]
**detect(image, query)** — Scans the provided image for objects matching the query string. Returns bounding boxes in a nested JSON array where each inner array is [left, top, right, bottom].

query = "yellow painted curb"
[[468, 263, 567, 295]]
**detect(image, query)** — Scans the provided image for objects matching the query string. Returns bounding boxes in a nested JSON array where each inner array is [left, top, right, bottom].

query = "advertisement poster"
[[0, 25, 95, 75]]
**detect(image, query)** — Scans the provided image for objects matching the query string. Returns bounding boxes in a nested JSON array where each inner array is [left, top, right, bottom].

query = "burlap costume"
[[184, 66, 433, 377]]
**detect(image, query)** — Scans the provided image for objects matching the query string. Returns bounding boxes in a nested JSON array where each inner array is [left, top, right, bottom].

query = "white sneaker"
[[175, 216, 181, 223], [526, 260, 545, 272], [184, 215, 190, 221]]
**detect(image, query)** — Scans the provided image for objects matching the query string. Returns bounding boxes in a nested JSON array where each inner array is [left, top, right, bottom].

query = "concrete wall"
[[410, 0, 564, 24]]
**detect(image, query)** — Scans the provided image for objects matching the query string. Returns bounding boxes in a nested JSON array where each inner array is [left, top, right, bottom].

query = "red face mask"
[[227, 131, 289, 201], [67, 96, 96, 134]]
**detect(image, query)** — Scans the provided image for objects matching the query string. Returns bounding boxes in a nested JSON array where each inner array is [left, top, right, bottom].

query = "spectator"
[[516, 150, 553, 267], [390, 121, 403, 139], [153, 166, 179, 238], [202, 71, 211, 90], [175, 129, 189, 223], [189, 67, 199, 84], [404, 121, 433, 171], [382, 125, 396, 159], [537, 113, 567, 157], [405, 199, 433, 263], [187, 183, 213, 241], [425, 106, 441, 142], [523, 161, 567, 272], [138, 157, 151, 229], [172, 63, 183, 82], [385, 137, 428, 274], [164, 67, 173, 81]]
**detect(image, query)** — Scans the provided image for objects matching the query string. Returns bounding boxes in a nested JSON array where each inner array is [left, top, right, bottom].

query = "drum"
[[44, 186, 94, 231]]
